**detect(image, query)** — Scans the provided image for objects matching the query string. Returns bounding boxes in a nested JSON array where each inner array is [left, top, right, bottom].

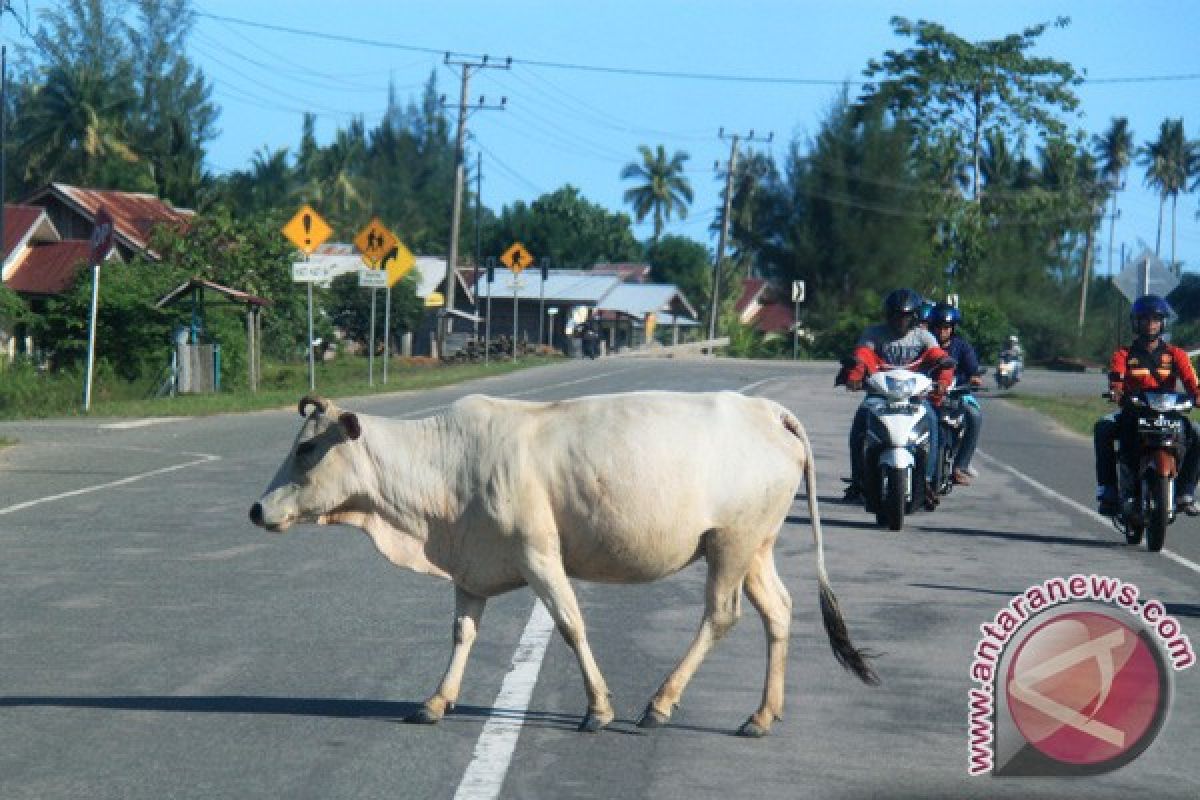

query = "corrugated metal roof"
[[3, 205, 51, 256], [735, 278, 766, 313], [473, 269, 621, 303], [752, 302, 795, 334], [156, 278, 270, 309], [597, 283, 698, 318], [31, 183, 193, 255], [4, 241, 93, 295]]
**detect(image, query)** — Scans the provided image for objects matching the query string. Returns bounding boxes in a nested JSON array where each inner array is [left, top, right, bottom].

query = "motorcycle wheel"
[[882, 465, 906, 531], [1146, 474, 1170, 553]]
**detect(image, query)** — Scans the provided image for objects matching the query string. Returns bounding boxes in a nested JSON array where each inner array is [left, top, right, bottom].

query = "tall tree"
[[1093, 117, 1134, 277], [1139, 118, 1191, 265], [860, 16, 1081, 201], [128, 0, 218, 206], [620, 144, 693, 241]]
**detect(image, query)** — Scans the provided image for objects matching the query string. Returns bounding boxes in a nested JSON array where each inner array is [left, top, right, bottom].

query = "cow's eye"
[[296, 441, 317, 458]]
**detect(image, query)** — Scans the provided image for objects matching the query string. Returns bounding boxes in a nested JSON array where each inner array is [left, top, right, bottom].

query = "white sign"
[[1114, 247, 1179, 303], [292, 262, 331, 282], [792, 280, 806, 304], [358, 268, 387, 289]]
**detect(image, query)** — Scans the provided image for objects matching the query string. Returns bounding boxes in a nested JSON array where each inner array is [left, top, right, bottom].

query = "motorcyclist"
[[1094, 294, 1200, 516], [998, 335, 1023, 382], [928, 302, 983, 485], [842, 288, 955, 505]]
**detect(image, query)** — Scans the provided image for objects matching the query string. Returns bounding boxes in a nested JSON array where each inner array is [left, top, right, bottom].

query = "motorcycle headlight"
[[1146, 392, 1185, 412]]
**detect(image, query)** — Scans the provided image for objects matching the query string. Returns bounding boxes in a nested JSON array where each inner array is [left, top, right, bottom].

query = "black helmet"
[[883, 289, 922, 318], [1130, 294, 1172, 330]]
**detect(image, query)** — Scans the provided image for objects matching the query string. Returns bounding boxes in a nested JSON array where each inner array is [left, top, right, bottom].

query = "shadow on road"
[[916, 525, 1122, 549]]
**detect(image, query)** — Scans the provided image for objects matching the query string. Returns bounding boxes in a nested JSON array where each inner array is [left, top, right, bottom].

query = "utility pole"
[[709, 128, 771, 343], [440, 54, 509, 356]]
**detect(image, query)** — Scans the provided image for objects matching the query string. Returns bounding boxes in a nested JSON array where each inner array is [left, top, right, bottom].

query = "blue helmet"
[[930, 303, 962, 328], [1130, 294, 1172, 330], [918, 300, 935, 324]]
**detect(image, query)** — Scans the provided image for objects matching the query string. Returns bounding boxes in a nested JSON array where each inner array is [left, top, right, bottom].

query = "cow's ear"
[[339, 412, 361, 441]]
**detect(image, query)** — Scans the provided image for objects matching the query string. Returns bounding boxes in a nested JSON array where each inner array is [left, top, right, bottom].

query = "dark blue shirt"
[[943, 333, 980, 387]]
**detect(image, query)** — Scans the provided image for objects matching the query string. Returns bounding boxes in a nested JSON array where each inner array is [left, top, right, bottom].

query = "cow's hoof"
[[637, 706, 670, 729], [405, 708, 441, 725], [736, 720, 769, 738], [578, 711, 611, 733]]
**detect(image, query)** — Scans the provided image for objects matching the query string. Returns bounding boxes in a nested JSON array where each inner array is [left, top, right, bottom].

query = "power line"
[[192, 12, 1200, 87]]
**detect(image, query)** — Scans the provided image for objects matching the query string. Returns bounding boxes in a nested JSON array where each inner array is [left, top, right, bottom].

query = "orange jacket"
[[847, 343, 955, 390], [1108, 341, 1200, 399]]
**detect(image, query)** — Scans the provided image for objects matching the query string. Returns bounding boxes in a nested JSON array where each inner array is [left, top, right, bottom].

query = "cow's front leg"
[[519, 546, 614, 732], [408, 585, 486, 724]]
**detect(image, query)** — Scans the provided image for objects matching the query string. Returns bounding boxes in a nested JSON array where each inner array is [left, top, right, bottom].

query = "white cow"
[[250, 391, 878, 736]]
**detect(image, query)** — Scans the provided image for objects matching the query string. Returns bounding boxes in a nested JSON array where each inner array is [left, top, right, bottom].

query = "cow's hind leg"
[[518, 545, 614, 732], [738, 545, 792, 737], [408, 585, 486, 724], [638, 528, 749, 730]]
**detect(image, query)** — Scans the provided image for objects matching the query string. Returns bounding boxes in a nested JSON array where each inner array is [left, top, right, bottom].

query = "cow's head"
[[249, 395, 365, 532]]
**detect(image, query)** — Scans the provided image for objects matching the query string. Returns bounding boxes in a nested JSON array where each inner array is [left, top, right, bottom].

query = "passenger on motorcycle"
[[929, 303, 983, 485], [842, 288, 954, 505], [1094, 294, 1200, 516]]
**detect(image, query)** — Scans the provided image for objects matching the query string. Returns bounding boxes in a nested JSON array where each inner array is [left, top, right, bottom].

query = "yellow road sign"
[[282, 204, 332, 255], [380, 240, 417, 288], [500, 242, 534, 274], [354, 217, 399, 268]]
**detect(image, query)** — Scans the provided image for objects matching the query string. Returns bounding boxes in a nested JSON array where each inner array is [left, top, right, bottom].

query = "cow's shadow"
[[0, 695, 693, 736]]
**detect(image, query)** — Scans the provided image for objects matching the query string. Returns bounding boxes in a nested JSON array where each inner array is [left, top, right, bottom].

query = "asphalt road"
[[1, 358, 1196, 799]]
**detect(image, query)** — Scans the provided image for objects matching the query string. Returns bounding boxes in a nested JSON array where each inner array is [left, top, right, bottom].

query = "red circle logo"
[[1006, 611, 1165, 767]]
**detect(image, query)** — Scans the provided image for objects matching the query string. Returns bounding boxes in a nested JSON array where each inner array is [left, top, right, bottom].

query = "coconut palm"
[[620, 145, 693, 241], [1139, 118, 1191, 266], [1092, 117, 1134, 277]]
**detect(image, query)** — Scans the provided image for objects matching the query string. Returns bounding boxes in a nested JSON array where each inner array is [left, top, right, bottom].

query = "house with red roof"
[[1, 184, 191, 358], [734, 277, 795, 335]]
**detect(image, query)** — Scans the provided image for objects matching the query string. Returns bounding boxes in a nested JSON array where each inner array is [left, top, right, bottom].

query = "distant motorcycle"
[[857, 368, 937, 531], [996, 353, 1022, 389]]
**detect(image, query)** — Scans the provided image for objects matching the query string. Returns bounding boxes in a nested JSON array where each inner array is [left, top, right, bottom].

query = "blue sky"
[[9, 1, 1200, 276]]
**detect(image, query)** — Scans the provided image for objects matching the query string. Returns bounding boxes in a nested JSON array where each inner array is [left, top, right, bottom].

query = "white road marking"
[[0, 453, 220, 516], [453, 600, 555, 800], [99, 417, 184, 430], [977, 449, 1200, 576]]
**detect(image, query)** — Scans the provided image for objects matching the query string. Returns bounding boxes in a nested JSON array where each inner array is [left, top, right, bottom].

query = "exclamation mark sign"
[[302, 213, 312, 248]]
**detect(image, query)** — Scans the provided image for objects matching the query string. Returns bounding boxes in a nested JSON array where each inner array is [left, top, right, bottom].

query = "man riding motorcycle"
[[1094, 294, 1200, 516], [842, 288, 954, 505], [998, 335, 1023, 383], [929, 303, 983, 485]]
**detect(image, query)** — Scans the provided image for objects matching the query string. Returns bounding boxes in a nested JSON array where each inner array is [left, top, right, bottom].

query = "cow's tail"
[[781, 410, 880, 686]]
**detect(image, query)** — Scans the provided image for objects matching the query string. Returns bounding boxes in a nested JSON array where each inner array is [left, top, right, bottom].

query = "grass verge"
[[1, 355, 565, 420], [1003, 393, 1111, 438]]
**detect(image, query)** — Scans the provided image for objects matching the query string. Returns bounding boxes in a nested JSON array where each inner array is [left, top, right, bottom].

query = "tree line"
[[3, 5, 1200, 386]]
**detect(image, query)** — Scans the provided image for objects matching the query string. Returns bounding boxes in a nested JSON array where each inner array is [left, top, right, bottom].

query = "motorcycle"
[[1108, 389, 1194, 552], [858, 368, 937, 531], [934, 370, 986, 497], [996, 354, 1022, 389]]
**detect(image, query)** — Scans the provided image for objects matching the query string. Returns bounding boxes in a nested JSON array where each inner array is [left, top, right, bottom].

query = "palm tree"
[[1139, 118, 1190, 266], [1093, 117, 1134, 278], [620, 145, 693, 241]]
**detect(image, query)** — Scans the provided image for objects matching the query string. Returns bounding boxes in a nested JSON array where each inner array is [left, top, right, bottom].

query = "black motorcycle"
[[1107, 390, 1194, 552], [935, 371, 986, 496]]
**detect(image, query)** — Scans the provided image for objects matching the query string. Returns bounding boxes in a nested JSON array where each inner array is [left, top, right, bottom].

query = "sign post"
[[355, 218, 398, 386], [378, 240, 415, 383], [484, 257, 496, 364], [83, 207, 114, 411], [791, 279, 805, 361], [283, 205, 333, 391], [501, 243, 533, 360], [538, 257, 551, 346]]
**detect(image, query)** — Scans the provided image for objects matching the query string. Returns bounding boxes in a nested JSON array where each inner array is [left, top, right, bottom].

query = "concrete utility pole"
[[709, 128, 772, 342], [440, 54, 509, 356]]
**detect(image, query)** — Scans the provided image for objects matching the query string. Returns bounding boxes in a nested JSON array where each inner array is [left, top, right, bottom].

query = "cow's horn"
[[299, 395, 331, 417]]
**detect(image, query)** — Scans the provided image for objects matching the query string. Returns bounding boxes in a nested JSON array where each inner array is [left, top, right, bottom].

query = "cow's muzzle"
[[249, 502, 265, 526]]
